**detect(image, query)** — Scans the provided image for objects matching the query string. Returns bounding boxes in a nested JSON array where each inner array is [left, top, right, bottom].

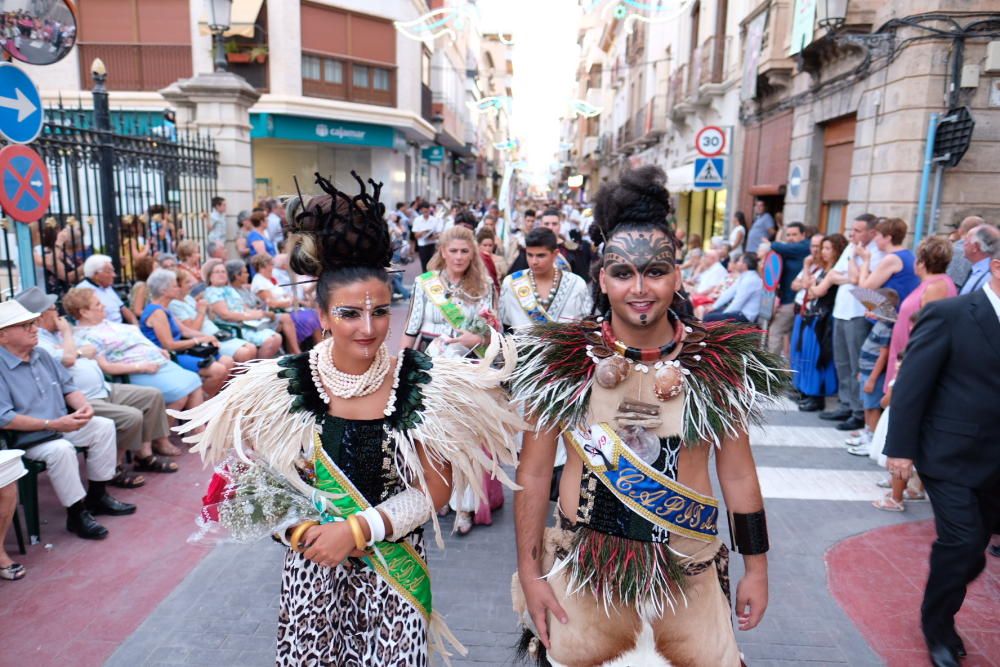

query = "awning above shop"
[[665, 164, 694, 192], [198, 0, 266, 38], [250, 113, 397, 149]]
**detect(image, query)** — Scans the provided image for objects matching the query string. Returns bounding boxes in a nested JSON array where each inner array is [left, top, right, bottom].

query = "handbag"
[[187, 342, 219, 358]]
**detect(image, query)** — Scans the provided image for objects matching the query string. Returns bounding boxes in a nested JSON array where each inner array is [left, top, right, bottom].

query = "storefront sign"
[[422, 145, 445, 164], [789, 0, 817, 55], [250, 113, 396, 148]]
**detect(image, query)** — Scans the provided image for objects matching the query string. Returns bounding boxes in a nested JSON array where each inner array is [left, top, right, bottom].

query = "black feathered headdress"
[[286, 171, 392, 278]]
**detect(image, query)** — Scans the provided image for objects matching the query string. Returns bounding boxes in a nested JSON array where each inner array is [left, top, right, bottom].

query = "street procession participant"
[[401, 224, 504, 534], [509, 167, 788, 667], [172, 172, 523, 666], [499, 227, 593, 331]]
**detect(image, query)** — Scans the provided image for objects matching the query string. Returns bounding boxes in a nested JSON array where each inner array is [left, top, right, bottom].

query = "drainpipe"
[[913, 113, 938, 245]]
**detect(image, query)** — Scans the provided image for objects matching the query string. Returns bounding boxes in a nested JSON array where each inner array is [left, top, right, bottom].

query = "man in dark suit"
[[883, 240, 1000, 667]]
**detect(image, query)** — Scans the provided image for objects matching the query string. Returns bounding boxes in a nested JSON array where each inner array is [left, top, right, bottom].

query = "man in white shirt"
[[263, 199, 285, 249], [16, 288, 179, 482], [77, 254, 137, 325], [823, 214, 885, 431], [208, 196, 227, 244], [499, 228, 592, 329], [689, 250, 729, 295], [411, 202, 444, 271]]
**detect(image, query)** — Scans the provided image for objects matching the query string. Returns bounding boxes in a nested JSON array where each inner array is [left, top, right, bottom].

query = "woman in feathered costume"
[[510, 167, 789, 667], [172, 172, 522, 666]]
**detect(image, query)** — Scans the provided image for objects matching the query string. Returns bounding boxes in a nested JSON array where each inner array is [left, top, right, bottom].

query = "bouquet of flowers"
[[190, 452, 337, 545], [461, 309, 502, 358]]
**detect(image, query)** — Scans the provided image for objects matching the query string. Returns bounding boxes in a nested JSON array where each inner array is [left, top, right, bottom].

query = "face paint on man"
[[599, 229, 677, 328]]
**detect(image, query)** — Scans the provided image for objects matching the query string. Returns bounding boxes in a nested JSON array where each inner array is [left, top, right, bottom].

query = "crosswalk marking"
[[749, 424, 848, 449], [756, 466, 885, 501]]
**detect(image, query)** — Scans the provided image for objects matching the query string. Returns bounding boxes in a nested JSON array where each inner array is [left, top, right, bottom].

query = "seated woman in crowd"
[[201, 258, 283, 358], [175, 240, 203, 289], [248, 254, 322, 350], [62, 287, 205, 414], [129, 255, 155, 318], [120, 214, 149, 283], [140, 269, 233, 397], [226, 259, 301, 354], [39, 220, 85, 294], [247, 211, 275, 258], [168, 269, 258, 362]]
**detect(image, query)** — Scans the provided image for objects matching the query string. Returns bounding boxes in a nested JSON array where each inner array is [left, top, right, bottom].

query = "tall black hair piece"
[[286, 170, 392, 279]]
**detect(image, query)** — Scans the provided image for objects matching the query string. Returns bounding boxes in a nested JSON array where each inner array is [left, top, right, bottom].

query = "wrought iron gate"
[[0, 97, 218, 300]]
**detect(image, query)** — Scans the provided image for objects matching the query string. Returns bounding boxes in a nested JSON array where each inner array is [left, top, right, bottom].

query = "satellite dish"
[[0, 0, 78, 66]]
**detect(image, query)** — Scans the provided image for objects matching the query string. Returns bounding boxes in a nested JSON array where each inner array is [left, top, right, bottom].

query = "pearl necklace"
[[529, 267, 561, 309], [309, 338, 391, 402]]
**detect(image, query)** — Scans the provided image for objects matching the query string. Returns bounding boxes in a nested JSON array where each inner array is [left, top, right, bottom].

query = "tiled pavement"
[[101, 394, 953, 667]]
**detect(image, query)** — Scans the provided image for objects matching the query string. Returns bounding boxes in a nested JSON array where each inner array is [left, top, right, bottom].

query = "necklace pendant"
[[653, 362, 685, 402], [595, 355, 630, 389]]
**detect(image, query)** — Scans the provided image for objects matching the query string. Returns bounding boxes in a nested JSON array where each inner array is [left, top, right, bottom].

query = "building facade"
[[25, 0, 503, 211], [561, 0, 1000, 241]]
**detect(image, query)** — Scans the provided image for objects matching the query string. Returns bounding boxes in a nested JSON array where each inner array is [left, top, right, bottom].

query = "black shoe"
[[66, 510, 109, 540], [989, 544, 1000, 559], [928, 643, 960, 667], [836, 417, 866, 431], [86, 493, 137, 516], [819, 408, 852, 421], [798, 397, 823, 412]]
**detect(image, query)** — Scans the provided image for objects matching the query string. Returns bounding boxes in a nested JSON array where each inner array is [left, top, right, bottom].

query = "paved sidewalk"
[[105, 398, 945, 666]]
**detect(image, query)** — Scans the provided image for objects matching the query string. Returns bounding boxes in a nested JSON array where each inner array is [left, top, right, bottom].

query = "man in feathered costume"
[[510, 167, 787, 667]]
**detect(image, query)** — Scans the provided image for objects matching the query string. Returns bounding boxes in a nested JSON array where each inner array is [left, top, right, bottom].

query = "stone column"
[[160, 72, 261, 255]]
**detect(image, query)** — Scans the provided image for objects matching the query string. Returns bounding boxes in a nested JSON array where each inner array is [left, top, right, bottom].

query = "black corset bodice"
[[320, 416, 400, 506], [575, 434, 682, 544]]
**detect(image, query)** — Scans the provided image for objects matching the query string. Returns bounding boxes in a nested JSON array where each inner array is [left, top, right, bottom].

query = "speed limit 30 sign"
[[695, 126, 726, 157]]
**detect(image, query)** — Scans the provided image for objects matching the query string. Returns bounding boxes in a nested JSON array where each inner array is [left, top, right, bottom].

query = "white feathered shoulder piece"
[[170, 333, 524, 546]]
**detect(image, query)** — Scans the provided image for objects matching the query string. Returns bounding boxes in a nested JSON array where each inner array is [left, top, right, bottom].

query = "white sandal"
[[872, 494, 905, 512]]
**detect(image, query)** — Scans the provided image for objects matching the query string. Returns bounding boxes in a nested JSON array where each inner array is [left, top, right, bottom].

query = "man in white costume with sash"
[[510, 167, 787, 667], [500, 228, 593, 331]]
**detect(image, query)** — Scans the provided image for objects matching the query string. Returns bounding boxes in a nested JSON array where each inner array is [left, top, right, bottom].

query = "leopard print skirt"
[[276, 535, 428, 667]]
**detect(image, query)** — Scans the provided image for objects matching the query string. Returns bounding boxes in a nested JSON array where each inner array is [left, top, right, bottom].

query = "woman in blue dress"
[[140, 268, 233, 397]]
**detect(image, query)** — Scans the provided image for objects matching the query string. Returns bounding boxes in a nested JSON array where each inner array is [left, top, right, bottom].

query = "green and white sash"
[[563, 422, 720, 542], [415, 271, 485, 358], [312, 435, 432, 620]]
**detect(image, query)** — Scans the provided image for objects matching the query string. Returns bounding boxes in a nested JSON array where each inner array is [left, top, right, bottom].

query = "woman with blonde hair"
[[401, 225, 496, 357], [401, 225, 501, 534]]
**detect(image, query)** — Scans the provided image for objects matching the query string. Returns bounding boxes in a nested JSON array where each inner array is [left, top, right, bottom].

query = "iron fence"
[[0, 98, 218, 301]]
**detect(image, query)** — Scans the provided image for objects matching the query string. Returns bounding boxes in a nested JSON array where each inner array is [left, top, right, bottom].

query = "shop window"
[[353, 65, 369, 88], [324, 60, 344, 84], [302, 55, 321, 80]]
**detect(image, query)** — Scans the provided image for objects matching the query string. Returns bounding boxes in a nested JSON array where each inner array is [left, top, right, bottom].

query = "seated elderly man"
[[0, 300, 135, 540], [704, 253, 765, 323], [77, 254, 137, 325], [15, 287, 180, 488], [685, 249, 731, 309]]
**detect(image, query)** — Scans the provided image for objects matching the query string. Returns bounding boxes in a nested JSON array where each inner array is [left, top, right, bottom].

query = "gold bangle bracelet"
[[288, 520, 319, 553], [346, 514, 367, 551]]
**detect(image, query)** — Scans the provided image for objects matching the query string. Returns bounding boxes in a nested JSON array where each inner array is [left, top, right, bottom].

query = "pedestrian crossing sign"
[[694, 157, 726, 188]]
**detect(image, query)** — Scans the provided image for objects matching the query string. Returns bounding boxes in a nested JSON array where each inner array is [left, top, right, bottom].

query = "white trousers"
[[21, 416, 117, 507]]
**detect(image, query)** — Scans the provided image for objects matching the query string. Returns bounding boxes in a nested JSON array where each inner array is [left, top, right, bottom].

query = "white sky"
[[478, 0, 581, 186]]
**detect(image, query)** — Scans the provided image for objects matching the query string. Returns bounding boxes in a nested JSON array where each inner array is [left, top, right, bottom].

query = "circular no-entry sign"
[[695, 126, 726, 157], [0, 144, 51, 223], [762, 250, 783, 292]]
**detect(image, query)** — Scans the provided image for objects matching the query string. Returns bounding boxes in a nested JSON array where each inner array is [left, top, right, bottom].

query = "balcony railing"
[[698, 35, 730, 86], [667, 63, 687, 112], [79, 44, 192, 92]]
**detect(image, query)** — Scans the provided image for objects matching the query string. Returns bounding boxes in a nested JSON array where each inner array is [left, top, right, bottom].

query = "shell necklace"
[[309, 337, 391, 402]]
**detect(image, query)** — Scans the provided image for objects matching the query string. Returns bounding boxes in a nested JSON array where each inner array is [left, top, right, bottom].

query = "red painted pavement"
[[0, 442, 213, 667], [827, 519, 1000, 667]]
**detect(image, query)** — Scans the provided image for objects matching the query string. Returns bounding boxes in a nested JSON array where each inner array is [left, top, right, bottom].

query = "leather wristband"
[[728, 510, 769, 555]]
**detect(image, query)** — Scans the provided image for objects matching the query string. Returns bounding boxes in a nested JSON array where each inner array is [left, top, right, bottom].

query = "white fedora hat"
[[0, 300, 41, 330]]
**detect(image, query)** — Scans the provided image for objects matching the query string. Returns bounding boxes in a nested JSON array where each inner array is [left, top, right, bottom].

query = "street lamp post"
[[206, 0, 233, 73], [90, 58, 121, 275]]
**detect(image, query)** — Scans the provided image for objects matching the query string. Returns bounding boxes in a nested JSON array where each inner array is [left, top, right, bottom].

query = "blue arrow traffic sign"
[[694, 157, 725, 189], [0, 62, 43, 144], [0, 144, 51, 223]]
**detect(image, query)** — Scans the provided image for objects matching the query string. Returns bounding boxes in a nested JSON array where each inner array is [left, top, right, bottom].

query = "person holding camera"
[[139, 269, 233, 398]]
